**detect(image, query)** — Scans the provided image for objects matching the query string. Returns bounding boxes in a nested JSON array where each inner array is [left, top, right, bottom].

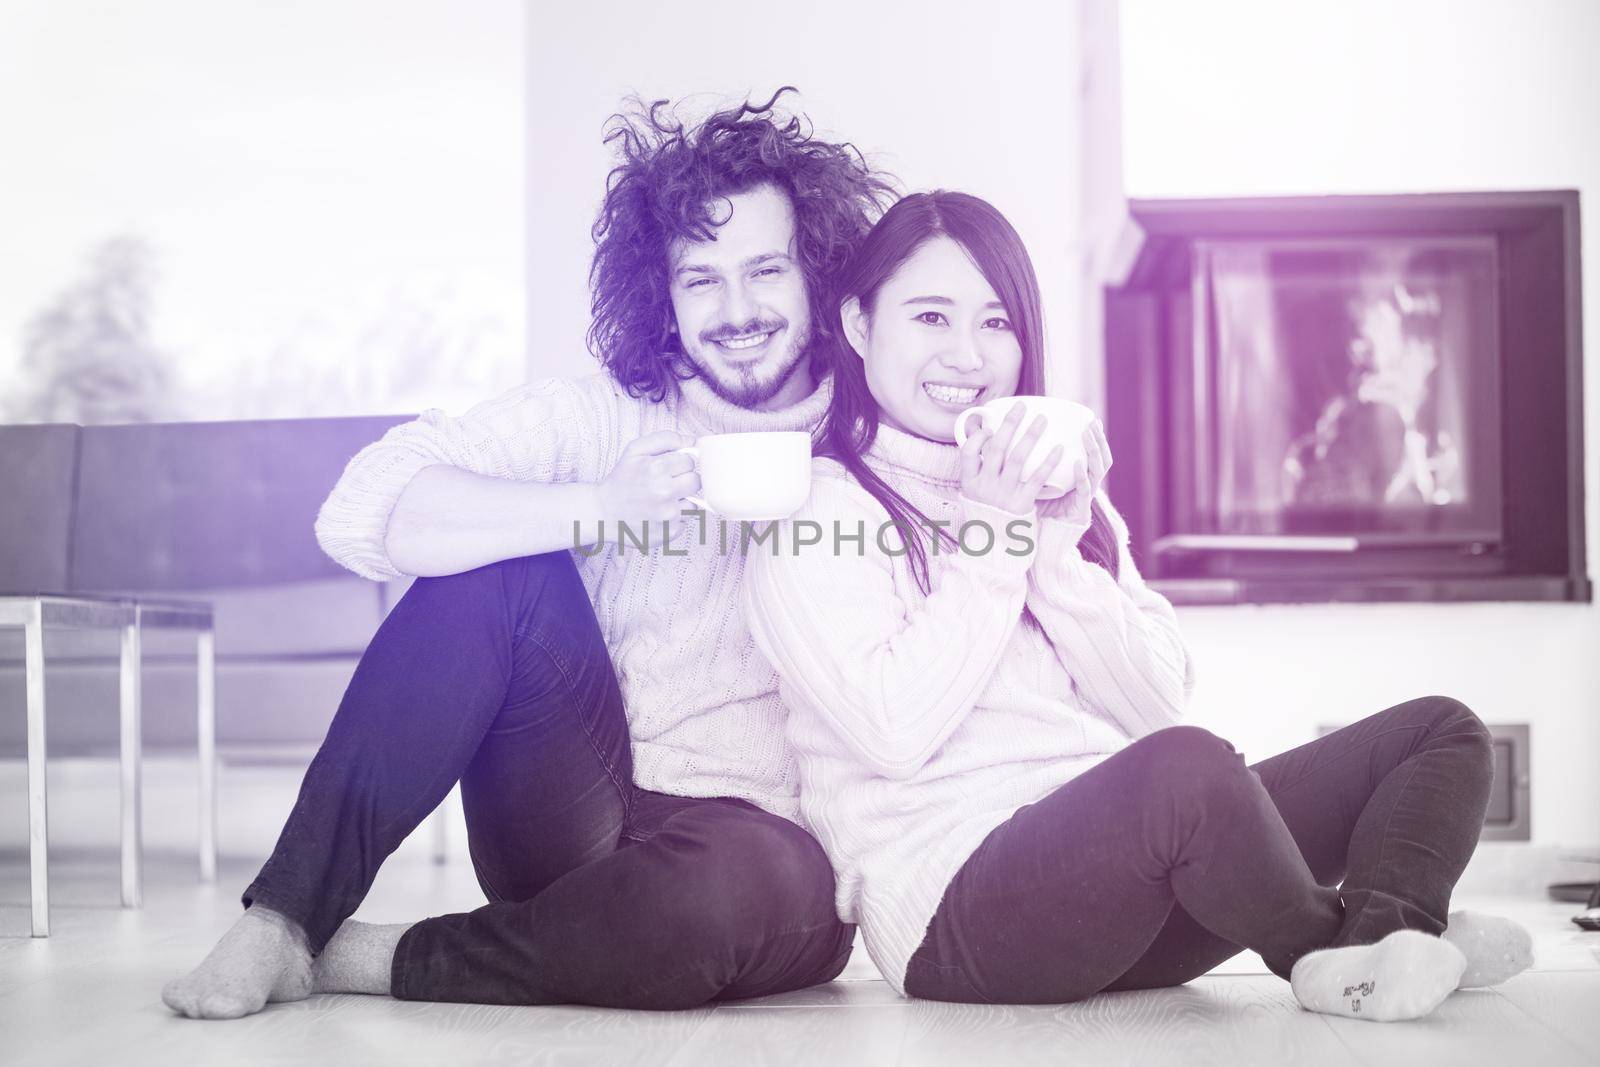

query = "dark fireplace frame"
[[1103, 190, 1589, 605]]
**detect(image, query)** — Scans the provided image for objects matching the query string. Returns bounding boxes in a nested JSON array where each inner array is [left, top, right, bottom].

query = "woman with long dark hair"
[[742, 191, 1531, 1018]]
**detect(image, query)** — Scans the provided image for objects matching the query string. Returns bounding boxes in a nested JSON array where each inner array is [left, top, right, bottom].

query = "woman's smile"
[[921, 382, 985, 409]]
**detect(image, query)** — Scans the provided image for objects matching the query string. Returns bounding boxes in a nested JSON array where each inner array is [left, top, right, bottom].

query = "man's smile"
[[712, 329, 780, 359]]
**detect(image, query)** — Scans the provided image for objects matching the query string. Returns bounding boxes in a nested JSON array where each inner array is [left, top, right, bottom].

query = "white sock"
[[1441, 910, 1534, 987], [1289, 929, 1466, 1022]]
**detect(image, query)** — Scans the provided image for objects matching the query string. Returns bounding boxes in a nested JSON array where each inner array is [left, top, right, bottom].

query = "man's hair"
[[588, 87, 897, 400]]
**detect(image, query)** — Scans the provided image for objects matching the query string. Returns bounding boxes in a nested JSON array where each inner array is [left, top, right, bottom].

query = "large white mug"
[[953, 395, 1098, 499], [672, 431, 812, 520]]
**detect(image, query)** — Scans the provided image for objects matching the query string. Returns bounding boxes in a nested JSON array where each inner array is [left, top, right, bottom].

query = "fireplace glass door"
[[1191, 236, 1503, 547]]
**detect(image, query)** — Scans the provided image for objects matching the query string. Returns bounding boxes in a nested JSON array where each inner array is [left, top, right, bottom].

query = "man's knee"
[[490, 548, 582, 580], [478, 550, 587, 609], [407, 550, 600, 658], [411, 549, 581, 596]]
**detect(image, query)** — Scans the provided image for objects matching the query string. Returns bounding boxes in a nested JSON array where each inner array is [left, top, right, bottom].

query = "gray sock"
[[161, 905, 315, 1019], [312, 919, 412, 996]]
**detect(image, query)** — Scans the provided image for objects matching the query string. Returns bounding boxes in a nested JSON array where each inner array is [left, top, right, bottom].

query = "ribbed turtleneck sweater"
[[313, 370, 834, 822], [742, 421, 1194, 994]]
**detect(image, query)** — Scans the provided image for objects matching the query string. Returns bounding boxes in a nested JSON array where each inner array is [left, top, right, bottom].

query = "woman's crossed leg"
[[905, 698, 1504, 1017]]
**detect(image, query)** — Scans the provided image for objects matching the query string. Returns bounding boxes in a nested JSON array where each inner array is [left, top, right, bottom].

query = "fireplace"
[[1103, 190, 1588, 604]]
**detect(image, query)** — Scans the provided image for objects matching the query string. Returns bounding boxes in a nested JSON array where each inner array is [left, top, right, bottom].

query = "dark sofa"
[[0, 415, 416, 757]]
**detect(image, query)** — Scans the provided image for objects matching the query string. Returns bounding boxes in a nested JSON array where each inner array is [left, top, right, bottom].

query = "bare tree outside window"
[[4, 235, 520, 426], [5, 235, 179, 425]]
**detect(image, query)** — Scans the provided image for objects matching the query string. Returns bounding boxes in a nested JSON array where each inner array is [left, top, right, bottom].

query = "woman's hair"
[[816, 190, 1122, 594], [588, 88, 897, 401]]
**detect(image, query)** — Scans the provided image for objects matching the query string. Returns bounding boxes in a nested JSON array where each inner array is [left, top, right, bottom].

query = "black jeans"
[[242, 551, 854, 1008], [905, 700, 1493, 1004]]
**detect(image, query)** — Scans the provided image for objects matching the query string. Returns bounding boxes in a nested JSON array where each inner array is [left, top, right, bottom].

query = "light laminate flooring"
[[3, 848, 1597, 1067]]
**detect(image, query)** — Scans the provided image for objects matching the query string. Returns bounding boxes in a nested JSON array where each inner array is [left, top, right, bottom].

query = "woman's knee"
[[1392, 695, 1493, 756], [1422, 696, 1494, 779], [1419, 694, 1488, 732], [1128, 725, 1243, 778], [1122, 725, 1256, 809]]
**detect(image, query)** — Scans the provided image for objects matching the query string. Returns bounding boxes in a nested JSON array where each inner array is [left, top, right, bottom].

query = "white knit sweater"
[[742, 422, 1194, 994], [313, 370, 834, 823]]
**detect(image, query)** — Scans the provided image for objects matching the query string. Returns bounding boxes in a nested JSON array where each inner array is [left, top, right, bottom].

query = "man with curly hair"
[[163, 90, 897, 1018]]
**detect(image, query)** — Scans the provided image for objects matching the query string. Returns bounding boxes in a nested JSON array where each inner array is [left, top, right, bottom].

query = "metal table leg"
[[24, 599, 49, 937], [197, 629, 217, 884], [119, 609, 143, 908]]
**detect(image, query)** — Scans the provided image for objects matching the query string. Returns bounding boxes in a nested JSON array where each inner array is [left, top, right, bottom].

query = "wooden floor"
[[3, 848, 1598, 1067]]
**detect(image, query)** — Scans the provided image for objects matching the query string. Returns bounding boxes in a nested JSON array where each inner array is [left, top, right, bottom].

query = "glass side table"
[[1, 594, 215, 937]]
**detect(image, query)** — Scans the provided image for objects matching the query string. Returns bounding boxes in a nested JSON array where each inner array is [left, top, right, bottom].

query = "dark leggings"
[[905, 700, 1494, 1004], [242, 551, 854, 1007]]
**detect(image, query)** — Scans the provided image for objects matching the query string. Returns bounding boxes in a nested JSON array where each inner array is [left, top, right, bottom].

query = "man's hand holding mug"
[[599, 429, 814, 547], [597, 430, 704, 540]]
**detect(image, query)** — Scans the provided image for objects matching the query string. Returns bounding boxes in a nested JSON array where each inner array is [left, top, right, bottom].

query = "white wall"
[[1108, 0, 1600, 846], [524, 0, 1087, 393], [0, 0, 525, 420]]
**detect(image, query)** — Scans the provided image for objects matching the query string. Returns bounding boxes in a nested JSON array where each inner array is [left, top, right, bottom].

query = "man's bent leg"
[[166, 551, 631, 1019], [453, 556, 638, 905], [244, 550, 633, 949], [389, 794, 854, 1008]]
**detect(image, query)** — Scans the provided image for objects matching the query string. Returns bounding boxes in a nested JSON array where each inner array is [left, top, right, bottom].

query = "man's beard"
[[687, 320, 814, 409]]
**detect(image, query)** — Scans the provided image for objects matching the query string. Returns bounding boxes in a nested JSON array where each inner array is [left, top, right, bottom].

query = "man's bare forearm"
[[384, 465, 606, 577]]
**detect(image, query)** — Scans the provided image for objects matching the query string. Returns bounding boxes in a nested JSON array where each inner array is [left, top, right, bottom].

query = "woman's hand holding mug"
[[1037, 418, 1112, 527], [957, 401, 1064, 516], [954, 395, 1110, 526]]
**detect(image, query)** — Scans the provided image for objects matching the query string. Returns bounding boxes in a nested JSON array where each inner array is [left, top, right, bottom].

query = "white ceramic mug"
[[671, 431, 813, 520], [953, 396, 1098, 499]]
